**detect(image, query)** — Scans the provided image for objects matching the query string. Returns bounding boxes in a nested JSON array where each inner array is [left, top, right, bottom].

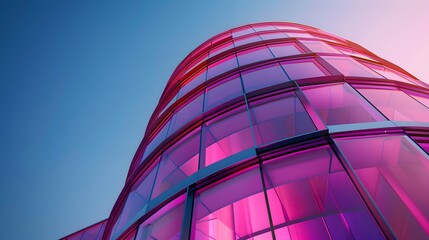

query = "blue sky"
[[1, 1, 428, 239]]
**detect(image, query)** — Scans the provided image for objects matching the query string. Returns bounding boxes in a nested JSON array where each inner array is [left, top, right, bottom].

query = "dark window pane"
[[169, 94, 203, 135], [205, 75, 243, 111]]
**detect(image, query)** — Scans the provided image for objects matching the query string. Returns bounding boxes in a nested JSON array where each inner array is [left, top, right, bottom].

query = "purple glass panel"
[[169, 94, 203, 135], [249, 91, 316, 146], [114, 163, 158, 235], [300, 40, 340, 54], [80, 222, 105, 240], [205, 75, 243, 112], [241, 63, 290, 93], [356, 87, 429, 122], [136, 195, 186, 240], [179, 69, 206, 98], [259, 32, 288, 40], [323, 56, 382, 78], [252, 25, 277, 32], [234, 35, 262, 47], [142, 119, 171, 161], [151, 129, 200, 199], [286, 32, 314, 38], [363, 62, 417, 85], [263, 146, 384, 240], [207, 54, 238, 79], [185, 53, 207, 74], [302, 83, 386, 126], [237, 46, 274, 66], [232, 27, 255, 38], [268, 43, 302, 58], [209, 41, 234, 58], [335, 135, 429, 239], [191, 167, 271, 239], [281, 59, 327, 80], [203, 107, 254, 167]]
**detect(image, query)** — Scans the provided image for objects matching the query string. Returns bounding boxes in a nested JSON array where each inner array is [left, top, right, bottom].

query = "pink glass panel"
[[274, 25, 301, 31], [209, 42, 233, 58], [151, 129, 200, 199], [136, 195, 185, 240], [205, 75, 243, 112], [169, 94, 203, 135], [335, 135, 429, 239], [179, 69, 206, 98], [207, 54, 238, 79], [408, 93, 429, 108], [268, 43, 302, 58], [241, 63, 289, 93], [234, 35, 262, 47], [185, 53, 207, 74], [232, 27, 255, 38], [252, 25, 277, 32], [142, 119, 171, 161], [249, 92, 316, 146], [281, 59, 327, 80], [356, 87, 429, 122], [363, 63, 416, 85], [302, 83, 386, 126], [263, 146, 384, 240], [203, 107, 254, 167], [286, 32, 314, 38], [335, 46, 376, 61], [237, 46, 274, 66], [300, 40, 340, 54], [80, 222, 105, 240], [191, 167, 271, 239], [114, 163, 158, 235], [323, 56, 382, 78], [259, 32, 288, 40]]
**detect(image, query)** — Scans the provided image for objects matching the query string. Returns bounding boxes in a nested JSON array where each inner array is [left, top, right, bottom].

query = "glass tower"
[[63, 22, 429, 240]]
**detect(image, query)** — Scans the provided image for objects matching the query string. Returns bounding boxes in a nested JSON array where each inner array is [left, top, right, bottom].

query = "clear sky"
[[1, 1, 428, 239]]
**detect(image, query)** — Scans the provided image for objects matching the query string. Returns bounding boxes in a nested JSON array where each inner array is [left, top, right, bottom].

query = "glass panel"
[[249, 91, 316, 146], [363, 63, 416, 85], [169, 94, 203, 135], [179, 69, 206, 98], [323, 56, 382, 78], [356, 87, 429, 122], [151, 129, 200, 199], [407, 91, 429, 108], [207, 54, 238, 80], [286, 32, 314, 38], [234, 35, 262, 47], [241, 63, 290, 93], [80, 222, 105, 240], [252, 25, 277, 32], [334, 46, 376, 61], [259, 32, 288, 40], [232, 27, 255, 38], [274, 25, 301, 31], [263, 146, 384, 240], [300, 40, 340, 54], [205, 75, 243, 112], [209, 42, 234, 58], [281, 59, 327, 80], [335, 135, 429, 239], [114, 163, 158, 235], [136, 195, 186, 240], [237, 46, 274, 66], [186, 53, 208, 74], [142, 119, 171, 161], [202, 106, 254, 167], [268, 43, 302, 58], [191, 166, 271, 239], [302, 83, 386, 126]]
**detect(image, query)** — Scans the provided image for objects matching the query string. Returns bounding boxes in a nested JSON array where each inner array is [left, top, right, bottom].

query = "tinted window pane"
[[205, 75, 243, 111], [281, 59, 327, 80], [241, 63, 289, 93], [363, 63, 417, 85], [323, 56, 382, 78], [287, 32, 314, 38], [237, 46, 273, 66], [207, 54, 238, 79], [209, 42, 234, 58], [259, 32, 288, 40], [179, 70, 206, 98], [357, 87, 429, 122], [252, 25, 277, 32], [335, 135, 429, 239], [169, 94, 203, 135], [142, 120, 171, 161], [300, 40, 340, 53], [268, 43, 302, 58], [249, 92, 316, 146], [232, 27, 255, 38], [302, 83, 385, 126], [234, 35, 262, 47]]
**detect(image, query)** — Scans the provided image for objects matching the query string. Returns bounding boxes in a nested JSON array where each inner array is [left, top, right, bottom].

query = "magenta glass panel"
[[274, 25, 301, 31], [268, 43, 302, 58], [191, 166, 271, 239], [185, 53, 207, 74], [300, 40, 340, 54], [259, 32, 288, 40], [408, 92, 429, 108], [151, 129, 200, 199], [252, 25, 277, 32], [232, 27, 255, 38], [263, 146, 384, 240], [234, 35, 262, 47], [209, 41, 233, 58], [356, 87, 429, 122], [179, 69, 206, 98], [363, 62, 417, 85], [323, 56, 382, 78], [237, 46, 274, 66], [136, 195, 186, 240], [202, 106, 254, 167], [80, 222, 105, 240], [207, 54, 238, 80], [335, 135, 429, 239], [241, 63, 290, 93], [249, 91, 316, 146], [114, 162, 158, 235], [205, 75, 243, 112], [168, 94, 203, 135], [286, 32, 314, 38], [302, 83, 386, 126], [281, 59, 327, 80], [335, 46, 376, 61], [142, 119, 171, 161]]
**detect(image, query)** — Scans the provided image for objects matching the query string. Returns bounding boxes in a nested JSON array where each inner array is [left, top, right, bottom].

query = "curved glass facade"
[[63, 22, 429, 240]]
